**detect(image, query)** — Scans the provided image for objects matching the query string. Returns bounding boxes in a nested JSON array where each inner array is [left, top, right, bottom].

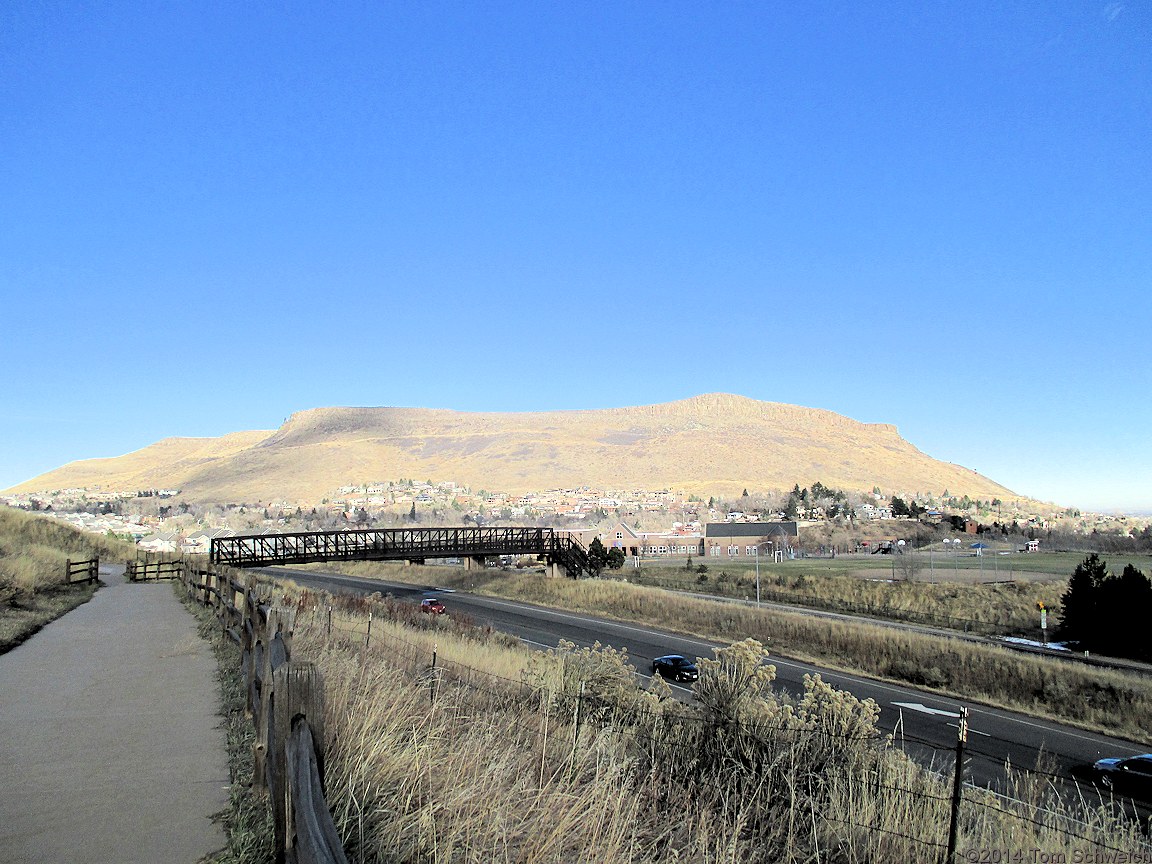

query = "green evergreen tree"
[[1095, 564, 1152, 661], [1058, 553, 1108, 648], [587, 537, 609, 575]]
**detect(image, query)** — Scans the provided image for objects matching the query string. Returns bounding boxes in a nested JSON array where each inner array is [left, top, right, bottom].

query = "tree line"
[[1059, 553, 1152, 662]]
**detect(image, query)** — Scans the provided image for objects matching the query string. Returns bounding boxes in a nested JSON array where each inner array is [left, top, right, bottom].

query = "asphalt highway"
[[263, 565, 1151, 808]]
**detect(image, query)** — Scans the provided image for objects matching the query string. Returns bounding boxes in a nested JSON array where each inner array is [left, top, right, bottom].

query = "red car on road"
[[420, 598, 446, 615]]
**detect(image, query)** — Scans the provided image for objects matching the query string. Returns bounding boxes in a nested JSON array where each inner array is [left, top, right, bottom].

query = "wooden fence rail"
[[177, 562, 348, 864], [65, 558, 99, 585], [126, 558, 184, 582]]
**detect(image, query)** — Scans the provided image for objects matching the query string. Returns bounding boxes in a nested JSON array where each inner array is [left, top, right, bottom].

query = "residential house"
[[181, 528, 235, 556], [138, 531, 180, 554]]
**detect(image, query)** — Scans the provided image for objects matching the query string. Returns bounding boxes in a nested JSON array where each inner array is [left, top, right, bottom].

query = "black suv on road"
[[1093, 754, 1152, 798], [651, 655, 699, 683]]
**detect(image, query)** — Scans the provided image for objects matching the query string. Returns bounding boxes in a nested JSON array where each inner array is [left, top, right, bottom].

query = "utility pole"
[[754, 545, 761, 606]]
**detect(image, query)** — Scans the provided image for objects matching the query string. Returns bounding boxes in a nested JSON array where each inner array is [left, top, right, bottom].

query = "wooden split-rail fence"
[[173, 562, 349, 864], [65, 558, 99, 584], [126, 558, 185, 581]]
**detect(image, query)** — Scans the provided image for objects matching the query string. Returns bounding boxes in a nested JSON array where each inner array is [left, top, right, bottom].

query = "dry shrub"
[[522, 638, 664, 721], [628, 638, 897, 860]]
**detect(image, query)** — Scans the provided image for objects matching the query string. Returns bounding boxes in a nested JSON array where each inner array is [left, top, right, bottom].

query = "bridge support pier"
[[463, 555, 486, 572], [546, 561, 561, 579]]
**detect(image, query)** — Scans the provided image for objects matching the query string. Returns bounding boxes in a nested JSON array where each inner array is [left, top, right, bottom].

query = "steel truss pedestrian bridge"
[[209, 526, 590, 577]]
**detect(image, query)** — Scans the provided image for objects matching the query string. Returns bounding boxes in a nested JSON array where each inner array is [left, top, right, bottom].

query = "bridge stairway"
[[551, 535, 590, 578]]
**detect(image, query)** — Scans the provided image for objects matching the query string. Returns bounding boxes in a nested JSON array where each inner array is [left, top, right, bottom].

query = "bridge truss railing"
[[210, 526, 588, 575]]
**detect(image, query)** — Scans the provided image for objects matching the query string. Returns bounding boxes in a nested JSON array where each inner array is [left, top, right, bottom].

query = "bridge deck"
[[210, 526, 586, 574]]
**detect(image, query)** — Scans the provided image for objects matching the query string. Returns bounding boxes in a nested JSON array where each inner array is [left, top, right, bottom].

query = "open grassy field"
[[620, 557, 1061, 636], [624, 549, 1151, 636], [759, 550, 1152, 580]]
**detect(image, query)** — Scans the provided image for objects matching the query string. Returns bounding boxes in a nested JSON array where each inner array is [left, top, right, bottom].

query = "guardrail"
[[65, 558, 99, 585], [178, 563, 348, 864]]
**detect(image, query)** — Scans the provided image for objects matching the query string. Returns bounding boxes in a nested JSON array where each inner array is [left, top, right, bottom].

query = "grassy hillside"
[[5, 393, 1018, 505], [4, 430, 273, 495], [0, 508, 134, 652]]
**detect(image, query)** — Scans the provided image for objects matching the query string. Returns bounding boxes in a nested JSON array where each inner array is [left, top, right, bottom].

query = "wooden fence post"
[[243, 627, 257, 717], [217, 572, 229, 634], [270, 605, 297, 657], [253, 607, 274, 794], [252, 646, 269, 794], [272, 662, 326, 863], [254, 603, 294, 795]]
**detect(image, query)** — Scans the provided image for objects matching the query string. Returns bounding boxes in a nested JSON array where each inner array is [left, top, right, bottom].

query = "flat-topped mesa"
[[4, 394, 1013, 504]]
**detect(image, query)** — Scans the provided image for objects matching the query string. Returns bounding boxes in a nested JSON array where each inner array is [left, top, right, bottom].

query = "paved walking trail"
[[0, 565, 230, 864]]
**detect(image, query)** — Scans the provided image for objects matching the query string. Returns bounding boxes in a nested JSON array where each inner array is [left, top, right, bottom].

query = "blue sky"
[[2, 2, 1149, 513]]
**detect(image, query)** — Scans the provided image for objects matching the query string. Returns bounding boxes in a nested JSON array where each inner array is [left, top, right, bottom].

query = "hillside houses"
[[138, 531, 180, 554], [7, 475, 1127, 562], [180, 528, 236, 556], [327, 482, 689, 521], [40, 510, 152, 541], [857, 502, 894, 520]]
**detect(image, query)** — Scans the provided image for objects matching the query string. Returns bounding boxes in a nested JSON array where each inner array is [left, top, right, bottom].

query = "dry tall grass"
[[0, 507, 131, 600], [275, 586, 1149, 864], [630, 562, 1059, 635], [0, 508, 134, 652], [316, 562, 1152, 741]]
